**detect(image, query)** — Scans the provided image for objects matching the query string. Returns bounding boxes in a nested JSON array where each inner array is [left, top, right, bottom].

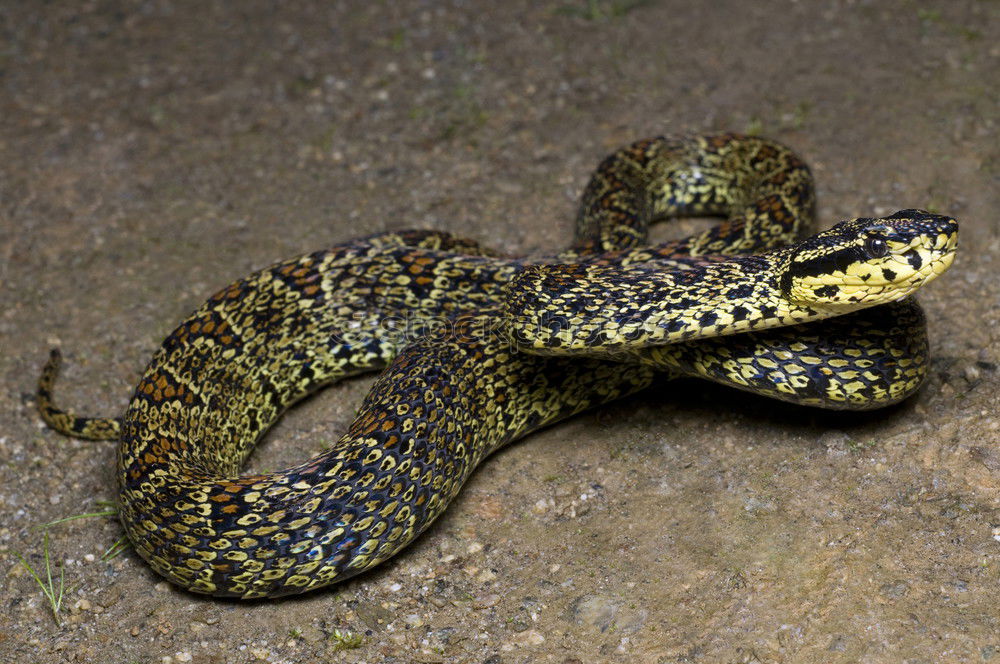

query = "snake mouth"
[[892, 220, 958, 285], [878, 223, 958, 286]]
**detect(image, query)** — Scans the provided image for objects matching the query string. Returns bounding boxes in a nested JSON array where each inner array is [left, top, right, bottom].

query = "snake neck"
[[504, 246, 856, 354]]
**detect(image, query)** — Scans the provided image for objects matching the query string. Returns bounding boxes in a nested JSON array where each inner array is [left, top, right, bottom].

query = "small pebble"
[[472, 594, 500, 609], [466, 542, 483, 554], [532, 498, 552, 514], [567, 594, 619, 631]]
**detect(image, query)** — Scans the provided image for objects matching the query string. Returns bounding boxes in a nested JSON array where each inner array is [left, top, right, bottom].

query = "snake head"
[[781, 209, 958, 309]]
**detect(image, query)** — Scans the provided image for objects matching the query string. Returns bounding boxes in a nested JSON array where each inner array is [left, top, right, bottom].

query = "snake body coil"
[[37, 135, 957, 598]]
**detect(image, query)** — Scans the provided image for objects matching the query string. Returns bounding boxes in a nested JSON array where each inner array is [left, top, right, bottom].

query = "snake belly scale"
[[36, 134, 957, 598]]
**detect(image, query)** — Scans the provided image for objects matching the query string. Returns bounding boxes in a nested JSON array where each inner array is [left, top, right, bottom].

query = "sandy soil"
[[1, 1, 998, 662]]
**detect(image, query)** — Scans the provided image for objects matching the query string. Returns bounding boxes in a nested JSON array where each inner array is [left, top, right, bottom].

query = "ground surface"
[[1, 1, 998, 663]]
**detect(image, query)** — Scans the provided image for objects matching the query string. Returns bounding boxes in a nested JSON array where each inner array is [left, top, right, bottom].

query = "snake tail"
[[37, 349, 121, 441]]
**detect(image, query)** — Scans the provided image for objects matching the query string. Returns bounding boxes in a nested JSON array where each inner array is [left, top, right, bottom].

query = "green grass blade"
[[35, 510, 118, 530], [101, 534, 130, 561], [15, 532, 65, 626]]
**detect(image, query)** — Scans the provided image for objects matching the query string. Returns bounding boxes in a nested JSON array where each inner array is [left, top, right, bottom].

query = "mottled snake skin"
[[37, 134, 957, 598]]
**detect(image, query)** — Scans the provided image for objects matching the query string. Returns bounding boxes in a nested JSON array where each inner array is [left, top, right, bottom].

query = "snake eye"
[[864, 236, 888, 259]]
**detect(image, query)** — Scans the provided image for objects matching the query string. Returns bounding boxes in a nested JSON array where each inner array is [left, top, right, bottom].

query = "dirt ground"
[[1, 1, 998, 662]]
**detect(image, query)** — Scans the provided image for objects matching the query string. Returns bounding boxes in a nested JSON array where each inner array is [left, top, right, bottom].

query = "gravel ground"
[[1, 1, 998, 662]]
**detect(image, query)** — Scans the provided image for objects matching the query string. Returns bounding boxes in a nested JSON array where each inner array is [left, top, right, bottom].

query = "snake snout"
[[886, 210, 958, 251]]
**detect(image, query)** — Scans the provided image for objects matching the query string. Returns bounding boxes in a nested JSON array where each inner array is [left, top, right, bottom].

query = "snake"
[[35, 134, 958, 599]]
